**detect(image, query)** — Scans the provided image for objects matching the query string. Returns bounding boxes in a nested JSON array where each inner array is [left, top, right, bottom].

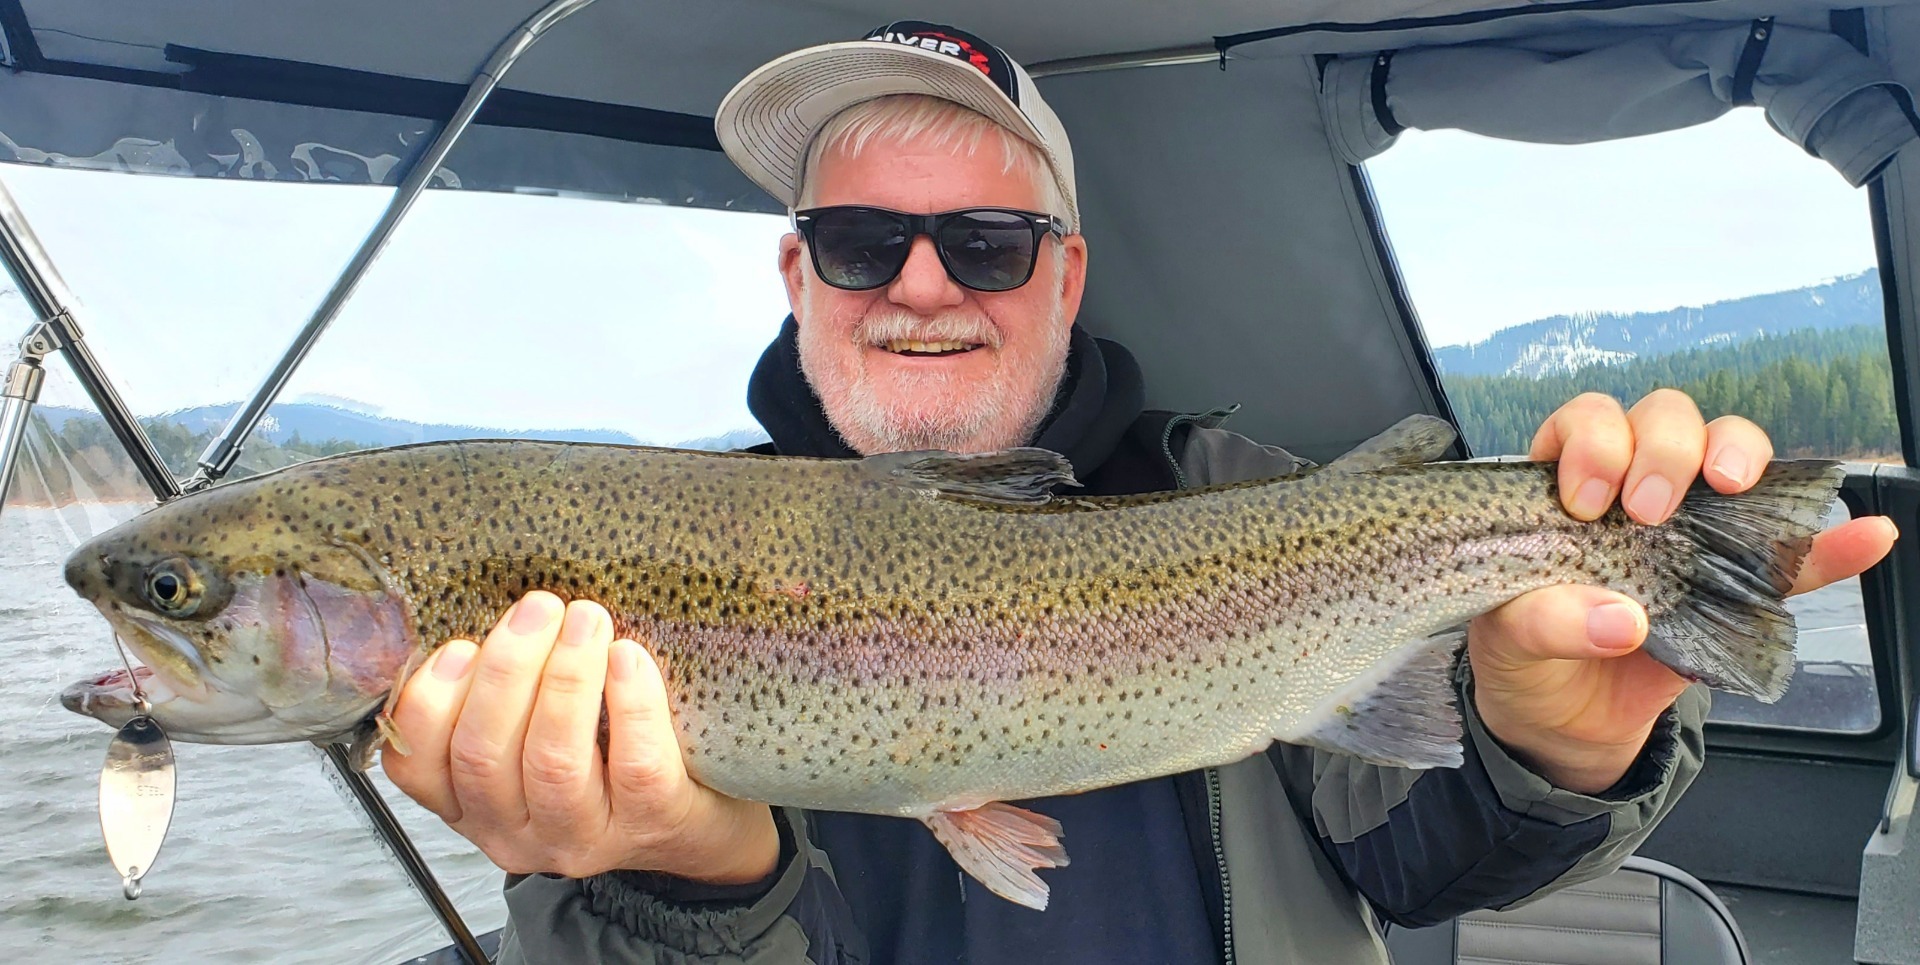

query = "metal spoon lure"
[[97, 639, 174, 900]]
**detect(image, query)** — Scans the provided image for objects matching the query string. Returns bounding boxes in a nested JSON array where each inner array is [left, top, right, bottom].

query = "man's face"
[[779, 127, 1088, 456]]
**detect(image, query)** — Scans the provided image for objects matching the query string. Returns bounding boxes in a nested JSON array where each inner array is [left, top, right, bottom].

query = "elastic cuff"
[[1457, 658, 1688, 824], [577, 809, 813, 949]]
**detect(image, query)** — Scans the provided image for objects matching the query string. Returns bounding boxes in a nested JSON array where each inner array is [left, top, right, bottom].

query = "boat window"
[[0, 164, 792, 959], [0, 164, 790, 478], [1366, 109, 1887, 736]]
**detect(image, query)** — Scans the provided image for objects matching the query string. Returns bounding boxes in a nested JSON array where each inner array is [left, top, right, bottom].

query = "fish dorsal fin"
[[1289, 630, 1466, 768], [869, 448, 1079, 505], [1326, 415, 1458, 473]]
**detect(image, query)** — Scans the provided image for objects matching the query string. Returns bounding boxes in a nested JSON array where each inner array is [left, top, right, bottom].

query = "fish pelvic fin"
[[1325, 414, 1458, 474], [1290, 630, 1467, 768], [870, 449, 1079, 505], [1648, 459, 1845, 702], [923, 802, 1070, 910]]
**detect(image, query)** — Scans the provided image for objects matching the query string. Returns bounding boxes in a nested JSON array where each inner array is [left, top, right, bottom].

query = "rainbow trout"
[[58, 416, 1840, 909]]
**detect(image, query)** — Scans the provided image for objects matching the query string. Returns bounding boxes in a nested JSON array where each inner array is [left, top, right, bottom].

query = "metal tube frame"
[[0, 177, 182, 509], [0, 1, 614, 961], [189, 0, 607, 488]]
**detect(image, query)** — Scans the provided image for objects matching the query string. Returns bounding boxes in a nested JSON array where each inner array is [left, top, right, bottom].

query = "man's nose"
[[886, 235, 964, 313]]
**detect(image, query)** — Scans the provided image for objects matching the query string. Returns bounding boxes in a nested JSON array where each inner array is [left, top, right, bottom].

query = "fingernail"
[[1626, 475, 1674, 524], [559, 605, 602, 646], [609, 639, 638, 682], [1569, 478, 1612, 519], [1881, 517, 1901, 541], [1587, 603, 1645, 651], [1710, 448, 1752, 488], [432, 642, 475, 681], [509, 593, 561, 634]]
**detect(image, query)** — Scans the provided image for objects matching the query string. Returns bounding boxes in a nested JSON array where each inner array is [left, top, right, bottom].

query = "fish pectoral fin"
[[922, 802, 1070, 910], [869, 449, 1079, 504], [1325, 414, 1457, 473], [329, 715, 399, 771], [1290, 630, 1466, 769]]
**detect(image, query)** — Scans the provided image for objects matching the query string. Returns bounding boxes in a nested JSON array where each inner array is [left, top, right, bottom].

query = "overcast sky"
[[0, 107, 1879, 442]]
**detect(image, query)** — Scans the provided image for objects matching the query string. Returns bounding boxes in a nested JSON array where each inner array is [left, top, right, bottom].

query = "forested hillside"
[[1448, 325, 1898, 458]]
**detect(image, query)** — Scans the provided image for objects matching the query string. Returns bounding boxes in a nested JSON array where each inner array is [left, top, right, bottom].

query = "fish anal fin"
[[1291, 631, 1466, 768], [922, 802, 1070, 910], [1326, 415, 1457, 473], [870, 449, 1079, 504]]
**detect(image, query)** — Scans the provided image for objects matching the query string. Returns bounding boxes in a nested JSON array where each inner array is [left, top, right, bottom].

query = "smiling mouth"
[[882, 339, 984, 357]]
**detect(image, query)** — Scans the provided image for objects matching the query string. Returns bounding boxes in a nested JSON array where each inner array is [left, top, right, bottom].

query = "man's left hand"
[[1467, 389, 1898, 794]]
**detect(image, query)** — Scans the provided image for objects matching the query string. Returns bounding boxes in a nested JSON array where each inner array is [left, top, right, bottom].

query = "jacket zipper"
[[1208, 767, 1235, 965], [1164, 409, 1238, 965]]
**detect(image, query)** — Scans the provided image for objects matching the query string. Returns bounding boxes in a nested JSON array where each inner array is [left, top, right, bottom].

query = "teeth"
[[885, 339, 978, 353]]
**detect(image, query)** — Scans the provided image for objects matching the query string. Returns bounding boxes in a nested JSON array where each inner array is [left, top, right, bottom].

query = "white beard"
[[797, 287, 1071, 456]]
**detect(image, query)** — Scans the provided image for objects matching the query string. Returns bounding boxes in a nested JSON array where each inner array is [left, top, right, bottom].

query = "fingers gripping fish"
[[57, 416, 1841, 910]]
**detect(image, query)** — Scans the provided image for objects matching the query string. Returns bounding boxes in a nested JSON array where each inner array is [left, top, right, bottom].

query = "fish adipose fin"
[[1326, 414, 1458, 473], [923, 802, 1070, 910], [870, 448, 1080, 504], [1646, 460, 1844, 702], [1293, 630, 1466, 768]]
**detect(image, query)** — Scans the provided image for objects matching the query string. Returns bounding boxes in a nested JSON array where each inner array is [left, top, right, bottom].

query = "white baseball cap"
[[715, 21, 1080, 230]]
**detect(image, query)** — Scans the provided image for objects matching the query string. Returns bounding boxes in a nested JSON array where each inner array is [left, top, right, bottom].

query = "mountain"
[[1434, 269, 1883, 378], [153, 401, 648, 447], [28, 399, 777, 450]]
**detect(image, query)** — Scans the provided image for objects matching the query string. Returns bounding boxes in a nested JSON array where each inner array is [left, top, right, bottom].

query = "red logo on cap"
[[873, 29, 994, 78]]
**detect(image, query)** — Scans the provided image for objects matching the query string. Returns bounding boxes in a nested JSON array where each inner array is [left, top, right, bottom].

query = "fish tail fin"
[[1647, 460, 1844, 702]]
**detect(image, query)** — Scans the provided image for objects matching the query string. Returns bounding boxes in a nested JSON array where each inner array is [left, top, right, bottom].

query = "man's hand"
[[1468, 390, 1898, 794], [382, 591, 780, 883]]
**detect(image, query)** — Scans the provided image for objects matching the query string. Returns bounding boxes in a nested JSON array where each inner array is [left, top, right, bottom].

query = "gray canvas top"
[[2, 0, 1913, 459]]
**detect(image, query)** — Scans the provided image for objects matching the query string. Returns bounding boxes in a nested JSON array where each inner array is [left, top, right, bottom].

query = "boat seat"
[[1385, 856, 1751, 965]]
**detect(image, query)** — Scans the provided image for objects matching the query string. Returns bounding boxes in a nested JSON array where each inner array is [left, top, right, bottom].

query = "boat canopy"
[[8, 0, 1920, 457]]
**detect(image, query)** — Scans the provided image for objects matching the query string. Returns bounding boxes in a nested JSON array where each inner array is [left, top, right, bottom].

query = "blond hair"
[[794, 94, 1073, 230]]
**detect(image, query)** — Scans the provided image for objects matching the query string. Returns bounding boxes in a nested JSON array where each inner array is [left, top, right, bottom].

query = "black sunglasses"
[[793, 206, 1067, 293]]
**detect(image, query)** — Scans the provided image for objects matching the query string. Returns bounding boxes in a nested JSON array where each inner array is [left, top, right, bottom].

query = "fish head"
[[59, 482, 417, 744]]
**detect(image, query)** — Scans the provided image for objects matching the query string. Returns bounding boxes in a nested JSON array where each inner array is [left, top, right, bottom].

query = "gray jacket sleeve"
[[1178, 424, 1709, 927], [494, 808, 865, 965]]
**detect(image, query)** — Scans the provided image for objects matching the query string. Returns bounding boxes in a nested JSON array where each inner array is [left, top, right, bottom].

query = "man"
[[384, 22, 1897, 964]]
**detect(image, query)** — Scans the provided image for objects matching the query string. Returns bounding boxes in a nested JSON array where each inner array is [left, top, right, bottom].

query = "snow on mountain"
[[1433, 269, 1882, 378]]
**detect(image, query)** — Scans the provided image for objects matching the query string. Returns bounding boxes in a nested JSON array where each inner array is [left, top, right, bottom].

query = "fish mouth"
[[105, 608, 215, 703], [60, 665, 174, 721]]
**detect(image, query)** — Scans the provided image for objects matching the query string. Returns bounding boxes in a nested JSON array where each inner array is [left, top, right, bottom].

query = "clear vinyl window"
[[1, 164, 793, 962], [1366, 110, 1888, 735]]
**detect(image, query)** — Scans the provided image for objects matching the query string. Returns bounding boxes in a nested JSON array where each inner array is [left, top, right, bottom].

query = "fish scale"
[[58, 415, 1842, 910]]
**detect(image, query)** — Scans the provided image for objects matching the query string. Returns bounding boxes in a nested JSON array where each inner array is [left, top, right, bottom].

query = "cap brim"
[[715, 40, 1046, 209]]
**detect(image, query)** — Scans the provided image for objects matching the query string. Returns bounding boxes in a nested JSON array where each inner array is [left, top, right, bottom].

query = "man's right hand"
[[381, 590, 781, 884]]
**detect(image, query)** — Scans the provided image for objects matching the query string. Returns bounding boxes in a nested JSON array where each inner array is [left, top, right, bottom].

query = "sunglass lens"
[[811, 210, 910, 289], [939, 211, 1038, 292]]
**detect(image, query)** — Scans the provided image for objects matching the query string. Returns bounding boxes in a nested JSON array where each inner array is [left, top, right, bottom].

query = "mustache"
[[852, 310, 1004, 349]]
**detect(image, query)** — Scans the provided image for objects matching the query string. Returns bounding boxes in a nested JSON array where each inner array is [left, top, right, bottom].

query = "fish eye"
[[143, 559, 204, 617]]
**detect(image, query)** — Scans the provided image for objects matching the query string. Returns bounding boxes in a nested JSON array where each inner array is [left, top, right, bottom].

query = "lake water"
[[1, 504, 505, 965], [0, 499, 1879, 963]]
